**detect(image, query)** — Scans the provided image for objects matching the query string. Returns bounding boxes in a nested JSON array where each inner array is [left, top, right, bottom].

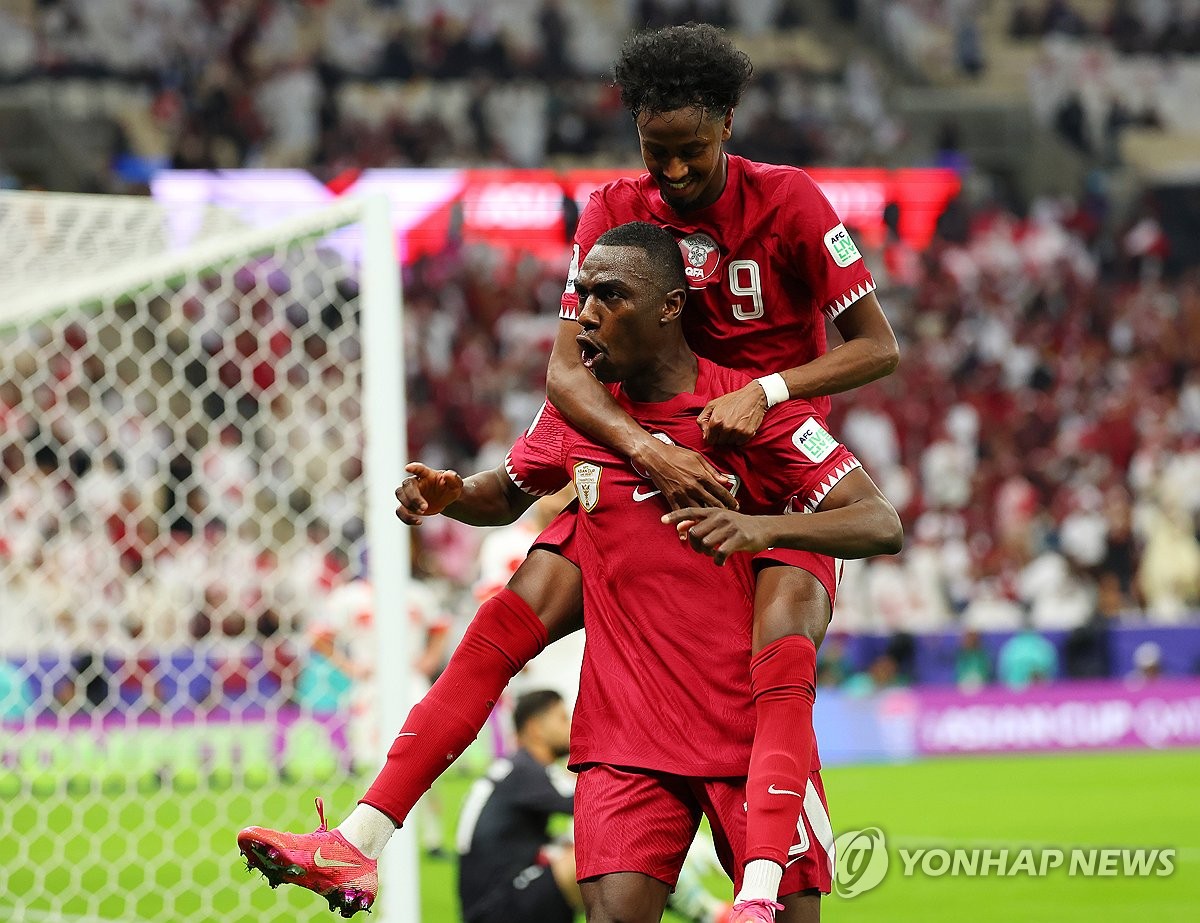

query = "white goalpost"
[[0, 191, 418, 923]]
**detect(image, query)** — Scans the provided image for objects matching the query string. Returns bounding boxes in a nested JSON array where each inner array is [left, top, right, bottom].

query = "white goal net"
[[0, 191, 417, 923]]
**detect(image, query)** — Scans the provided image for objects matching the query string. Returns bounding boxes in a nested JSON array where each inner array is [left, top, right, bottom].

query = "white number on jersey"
[[729, 259, 765, 321]]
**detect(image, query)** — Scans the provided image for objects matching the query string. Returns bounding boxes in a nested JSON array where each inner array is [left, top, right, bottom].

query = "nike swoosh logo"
[[396, 732, 417, 737], [313, 847, 358, 869], [632, 486, 662, 502], [768, 784, 803, 797]]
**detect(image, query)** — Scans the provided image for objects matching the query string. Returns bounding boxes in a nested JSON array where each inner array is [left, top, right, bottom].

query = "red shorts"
[[536, 504, 842, 610], [573, 764, 833, 896], [753, 548, 843, 610], [531, 500, 581, 565]]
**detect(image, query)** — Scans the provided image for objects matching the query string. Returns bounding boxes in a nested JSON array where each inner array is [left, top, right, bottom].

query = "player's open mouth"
[[661, 178, 692, 194], [577, 335, 604, 369]]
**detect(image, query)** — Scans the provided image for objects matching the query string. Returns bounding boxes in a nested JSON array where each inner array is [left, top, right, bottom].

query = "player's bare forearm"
[[664, 500, 902, 564], [781, 291, 899, 399], [663, 468, 903, 565], [760, 496, 903, 557], [444, 469, 535, 527], [396, 463, 533, 527]]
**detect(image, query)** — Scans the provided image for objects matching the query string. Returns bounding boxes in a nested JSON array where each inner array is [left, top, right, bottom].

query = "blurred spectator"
[[1018, 549, 1095, 631], [817, 634, 853, 687], [880, 200, 922, 288], [954, 628, 991, 690], [1043, 0, 1089, 36], [997, 624, 1060, 688], [1061, 621, 1111, 679], [1127, 639, 1163, 684], [0, 661, 35, 720], [842, 652, 902, 697], [886, 631, 918, 681], [951, 0, 985, 77], [295, 623, 358, 716], [1136, 505, 1200, 621]]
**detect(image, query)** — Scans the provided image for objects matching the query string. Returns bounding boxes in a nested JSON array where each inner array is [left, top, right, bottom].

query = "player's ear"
[[720, 109, 734, 142], [660, 288, 686, 325]]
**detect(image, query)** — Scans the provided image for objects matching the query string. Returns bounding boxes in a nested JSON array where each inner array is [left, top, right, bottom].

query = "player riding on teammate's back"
[[532, 24, 898, 921], [238, 23, 900, 923]]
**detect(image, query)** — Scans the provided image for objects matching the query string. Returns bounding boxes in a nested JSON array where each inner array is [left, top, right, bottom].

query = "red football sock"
[[360, 588, 548, 825], [743, 635, 818, 868]]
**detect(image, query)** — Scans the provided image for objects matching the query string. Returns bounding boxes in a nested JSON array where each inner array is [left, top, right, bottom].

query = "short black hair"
[[593, 221, 686, 293], [613, 23, 753, 119], [513, 689, 563, 735]]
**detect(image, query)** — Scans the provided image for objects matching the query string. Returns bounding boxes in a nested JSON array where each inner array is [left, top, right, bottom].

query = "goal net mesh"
[[0, 191, 390, 923]]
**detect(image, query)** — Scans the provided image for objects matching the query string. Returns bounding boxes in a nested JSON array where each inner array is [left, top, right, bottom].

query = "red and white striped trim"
[[804, 459, 863, 512], [822, 279, 877, 320], [504, 454, 557, 497]]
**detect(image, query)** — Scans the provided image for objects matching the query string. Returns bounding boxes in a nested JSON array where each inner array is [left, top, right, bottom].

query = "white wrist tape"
[[755, 372, 789, 408]]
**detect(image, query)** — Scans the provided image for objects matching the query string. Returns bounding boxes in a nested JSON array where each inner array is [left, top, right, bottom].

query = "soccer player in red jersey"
[[238, 223, 902, 922]]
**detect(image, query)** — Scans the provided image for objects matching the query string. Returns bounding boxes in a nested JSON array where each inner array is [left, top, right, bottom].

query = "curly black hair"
[[613, 22, 753, 119]]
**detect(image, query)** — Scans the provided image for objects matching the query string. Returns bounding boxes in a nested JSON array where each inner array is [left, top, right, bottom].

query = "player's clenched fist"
[[395, 462, 463, 524], [697, 382, 768, 447], [661, 507, 773, 566]]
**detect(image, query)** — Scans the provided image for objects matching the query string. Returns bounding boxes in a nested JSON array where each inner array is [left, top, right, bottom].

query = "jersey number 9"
[[729, 259, 764, 321]]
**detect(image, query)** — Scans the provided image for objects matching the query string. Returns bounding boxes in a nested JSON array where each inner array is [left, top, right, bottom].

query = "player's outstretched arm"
[[395, 462, 535, 528], [546, 318, 738, 510], [663, 467, 903, 565], [699, 292, 900, 446]]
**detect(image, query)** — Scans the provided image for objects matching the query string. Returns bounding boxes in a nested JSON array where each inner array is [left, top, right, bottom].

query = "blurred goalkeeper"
[[457, 689, 579, 923], [237, 222, 902, 921]]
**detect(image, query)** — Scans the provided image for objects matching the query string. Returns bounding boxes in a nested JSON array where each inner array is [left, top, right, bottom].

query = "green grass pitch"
[[2, 749, 1196, 922]]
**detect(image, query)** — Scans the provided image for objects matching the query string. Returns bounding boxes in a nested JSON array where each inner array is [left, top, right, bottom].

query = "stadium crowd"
[[1018, 12, 1200, 164], [2, 4, 1200, 720], [846, 0, 1200, 169], [0, 0, 895, 185], [3, 178, 1199, 719]]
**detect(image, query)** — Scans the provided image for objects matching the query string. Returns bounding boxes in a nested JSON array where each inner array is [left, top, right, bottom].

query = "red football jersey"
[[505, 359, 861, 776], [559, 156, 877, 417]]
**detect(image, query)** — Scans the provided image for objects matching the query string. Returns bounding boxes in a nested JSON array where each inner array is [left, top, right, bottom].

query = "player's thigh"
[[751, 560, 834, 652], [580, 872, 671, 923], [507, 548, 584, 642]]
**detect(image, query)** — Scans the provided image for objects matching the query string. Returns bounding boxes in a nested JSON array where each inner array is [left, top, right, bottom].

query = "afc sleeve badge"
[[573, 461, 603, 512]]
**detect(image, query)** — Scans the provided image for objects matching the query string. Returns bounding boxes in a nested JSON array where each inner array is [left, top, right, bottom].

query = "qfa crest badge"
[[678, 233, 721, 289], [573, 462, 602, 512]]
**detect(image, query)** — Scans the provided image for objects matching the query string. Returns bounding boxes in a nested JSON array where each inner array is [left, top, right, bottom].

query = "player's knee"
[[581, 874, 668, 923], [507, 549, 584, 640]]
